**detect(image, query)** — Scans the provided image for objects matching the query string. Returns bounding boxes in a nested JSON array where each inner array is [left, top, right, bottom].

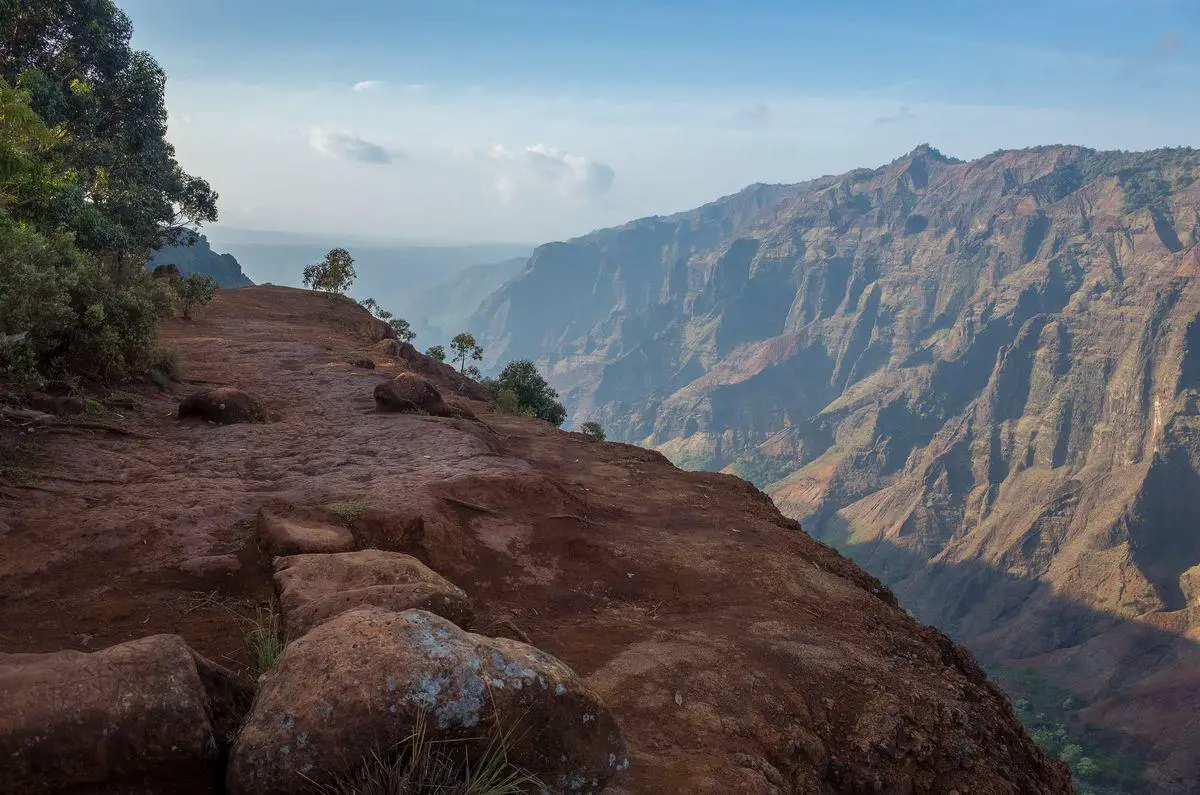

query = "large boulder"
[[258, 509, 356, 556], [179, 387, 268, 424], [227, 608, 627, 795], [0, 635, 224, 792], [373, 373, 453, 416], [274, 550, 474, 639]]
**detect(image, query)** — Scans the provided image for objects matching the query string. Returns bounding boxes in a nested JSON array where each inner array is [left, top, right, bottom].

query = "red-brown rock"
[[226, 608, 626, 794], [179, 387, 268, 424], [274, 550, 474, 639], [373, 373, 453, 416]]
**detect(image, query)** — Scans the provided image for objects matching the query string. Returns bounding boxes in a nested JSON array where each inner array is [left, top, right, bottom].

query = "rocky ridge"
[[0, 287, 1070, 793]]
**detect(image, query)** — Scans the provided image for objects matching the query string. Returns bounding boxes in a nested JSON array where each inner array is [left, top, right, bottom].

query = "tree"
[[388, 316, 416, 344], [303, 247, 356, 294], [449, 332, 483, 374], [175, 272, 215, 319], [492, 359, 567, 426], [425, 344, 446, 362], [1, 1, 218, 258], [581, 421, 606, 441], [358, 297, 379, 314]]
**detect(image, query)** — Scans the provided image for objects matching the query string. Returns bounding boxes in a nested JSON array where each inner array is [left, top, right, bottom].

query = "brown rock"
[[179, 554, 242, 576], [179, 387, 268, 424], [274, 550, 474, 639], [152, 263, 183, 282], [373, 373, 453, 416], [346, 356, 375, 370], [0, 634, 221, 792], [374, 339, 403, 359], [27, 392, 84, 416], [227, 608, 626, 794], [258, 510, 355, 556]]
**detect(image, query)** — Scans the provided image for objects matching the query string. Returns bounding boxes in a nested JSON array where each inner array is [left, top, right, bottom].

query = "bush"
[[175, 272, 215, 319], [580, 421, 606, 441], [484, 360, 566, 426], [359, 297, 415, 343], [425, 344, 446, 362]]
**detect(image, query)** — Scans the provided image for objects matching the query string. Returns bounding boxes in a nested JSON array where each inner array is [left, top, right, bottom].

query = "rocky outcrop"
[[149, 231, 253, 289], [0, 635, 227, 792], [257, 510, 357, 556], [227, 607, 626, 794], [374, 372, 454, 416], [468, 144, 1200, 788], [274, 550, 474, 639], [179, 387, 269, 424]]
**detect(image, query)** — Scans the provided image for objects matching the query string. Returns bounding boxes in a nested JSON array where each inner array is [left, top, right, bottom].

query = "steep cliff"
[[469, 144, 1200, 791], [149, 231, 254, 288]]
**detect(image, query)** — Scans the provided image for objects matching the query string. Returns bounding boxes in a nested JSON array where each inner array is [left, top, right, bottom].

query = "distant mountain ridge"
[[468, 143, 1200, 792], [149, 231, 253, 288]]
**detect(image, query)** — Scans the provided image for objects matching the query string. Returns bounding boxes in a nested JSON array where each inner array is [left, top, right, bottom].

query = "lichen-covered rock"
[[373, 373, 453, 416], [179, 387, 268, 424], [274, 550, 474, 639], [257, 510, 356, 556], [0, 634, 222, 792], [227, 608, 626, 794]]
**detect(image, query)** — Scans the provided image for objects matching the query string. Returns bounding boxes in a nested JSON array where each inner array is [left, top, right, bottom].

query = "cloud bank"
[[487, 143, 615, 203], [309, 130, 398, 165], [352, 80, 384, 92]]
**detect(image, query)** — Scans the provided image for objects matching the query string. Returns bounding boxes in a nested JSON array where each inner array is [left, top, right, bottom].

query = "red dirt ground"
[[0, 286, 1070, 793]]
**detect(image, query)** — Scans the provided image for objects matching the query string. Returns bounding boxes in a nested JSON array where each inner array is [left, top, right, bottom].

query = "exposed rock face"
[[179, 387, 268, 424], [274, 550, 474, 639], [374, 372, 454, 416], [0, 635, 223, 792], [469, 144, 1200, 787], [149, 231, 254, 289], [257, 510, 357, 556], [227, 607, 626, 795]]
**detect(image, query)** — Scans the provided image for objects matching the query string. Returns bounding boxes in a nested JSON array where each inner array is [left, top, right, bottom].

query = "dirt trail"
[[0, 286, 1070, 793]]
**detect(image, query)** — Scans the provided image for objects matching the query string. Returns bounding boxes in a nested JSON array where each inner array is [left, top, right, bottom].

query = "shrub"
[[175, 272, 215, 319], [360, 297, 416, 343], [326, 498, 368, 524], [425, 344, 446, 362], [485, 360, 566, 426], [580, 421, 606, 441]]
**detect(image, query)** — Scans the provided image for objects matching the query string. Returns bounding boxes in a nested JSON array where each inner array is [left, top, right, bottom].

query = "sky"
[[120, 0, 1200, 245]]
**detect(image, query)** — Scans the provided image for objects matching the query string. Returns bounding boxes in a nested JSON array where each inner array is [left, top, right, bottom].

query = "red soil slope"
[[0, 286, 1070, 793]]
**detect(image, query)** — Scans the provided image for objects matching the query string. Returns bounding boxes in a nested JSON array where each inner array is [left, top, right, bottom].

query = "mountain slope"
[[468, 144, 1200, 791], [0, 286, 1071, 794], [149, 231, 253, 288]]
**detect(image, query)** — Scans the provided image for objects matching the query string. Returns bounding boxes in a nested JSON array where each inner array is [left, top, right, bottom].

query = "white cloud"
[[309, 129, 398, 165], [486, 143, 615, 203], [352, 80, 384, 92]]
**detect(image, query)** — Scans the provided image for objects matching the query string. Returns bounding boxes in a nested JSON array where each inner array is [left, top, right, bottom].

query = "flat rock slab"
[[227, 608, 626, 795], [274, 550, 474, 639], [0, 634, 220, 793], [258, 511, 355, 556], [179, 554, 242, 576]]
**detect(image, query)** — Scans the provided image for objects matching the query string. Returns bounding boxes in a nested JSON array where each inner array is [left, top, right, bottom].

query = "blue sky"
[[120, 0, 1200, 243]]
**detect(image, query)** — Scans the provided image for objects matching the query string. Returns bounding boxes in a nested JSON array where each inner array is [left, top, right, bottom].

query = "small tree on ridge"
[[450, 332, 483, 374], [303, 248, 356, 294]]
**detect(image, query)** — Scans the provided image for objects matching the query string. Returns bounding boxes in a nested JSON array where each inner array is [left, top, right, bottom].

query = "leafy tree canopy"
[[303, 247, 356, 294], [490, 359, 566, 426], [449, 332, 483, 373]]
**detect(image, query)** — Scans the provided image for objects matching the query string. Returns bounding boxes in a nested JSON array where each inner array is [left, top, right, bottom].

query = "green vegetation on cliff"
[[0, 0, 217, 384]]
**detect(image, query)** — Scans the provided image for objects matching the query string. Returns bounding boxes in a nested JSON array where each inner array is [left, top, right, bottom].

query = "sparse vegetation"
[[304, 248, 357, 295], [244, 603, 284, 675], [149, 347, 183, 384], [326, 498, 368, 524], [730, 451, 793, 490], [450, 332, 484, 374], [359, 297, 416, 343], [481, 360, 566, 426], [306, 711, 542, 795], [0, 437, 43, 485], [580, 421, 605, 441], [175, 272, 215, 319], [993, 665, 1146, 794]]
